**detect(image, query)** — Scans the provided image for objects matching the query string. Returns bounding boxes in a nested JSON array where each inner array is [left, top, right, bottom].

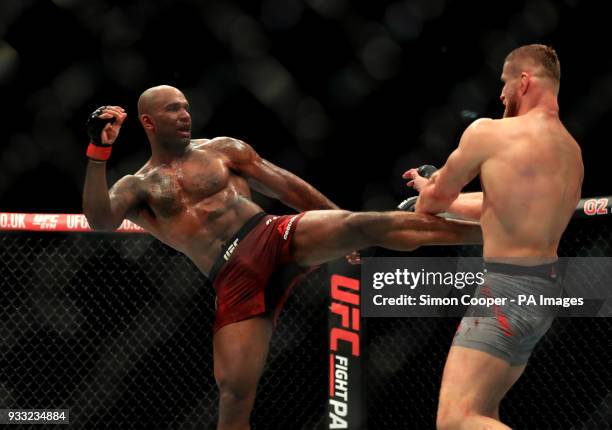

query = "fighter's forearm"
[[280, 175, 340, 211], [445, 192, 483, 221], [415, 183, 456, 214], [248, 158, 341, 211], [82, 161, 116, 230], [417, 216, 482, 246]]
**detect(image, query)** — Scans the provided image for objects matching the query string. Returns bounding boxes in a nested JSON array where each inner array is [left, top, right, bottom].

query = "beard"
[[503, 93, 519, 118]]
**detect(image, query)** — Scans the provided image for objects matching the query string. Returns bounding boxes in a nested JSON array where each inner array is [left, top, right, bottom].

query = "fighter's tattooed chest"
[[146, 174, 183, 218]]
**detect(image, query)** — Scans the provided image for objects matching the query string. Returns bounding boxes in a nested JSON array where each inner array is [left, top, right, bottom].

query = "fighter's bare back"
[[478, 111, 583, 260]]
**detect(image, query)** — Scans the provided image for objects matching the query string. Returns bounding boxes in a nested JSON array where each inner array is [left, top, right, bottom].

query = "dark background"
[[1, 2, 611, 429], [0, 0, 609, 214]]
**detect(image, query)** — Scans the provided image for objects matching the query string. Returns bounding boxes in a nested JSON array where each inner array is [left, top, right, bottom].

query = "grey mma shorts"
[[452, 261, 562, 366]]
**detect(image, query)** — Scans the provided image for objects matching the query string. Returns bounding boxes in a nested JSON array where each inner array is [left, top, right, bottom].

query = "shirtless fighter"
[[404, 45, 583, 429], [82, 85, 481, 429]]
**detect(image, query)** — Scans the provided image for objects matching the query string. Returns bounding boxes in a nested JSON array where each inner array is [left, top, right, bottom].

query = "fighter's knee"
[[217, 386, 253, 429], [219, 386, 250, 405], [436, 417, 455, 430], [436, 399, 479, 430], [215, 371, 248, 400], [436, 407, 458, 430], [436, 397, 467, 430], [217, 378, 251, 402]]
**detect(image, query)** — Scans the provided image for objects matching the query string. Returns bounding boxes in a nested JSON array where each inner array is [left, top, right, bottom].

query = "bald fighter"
[[83, 85, 481, 430], [405, 45, 583, 429]]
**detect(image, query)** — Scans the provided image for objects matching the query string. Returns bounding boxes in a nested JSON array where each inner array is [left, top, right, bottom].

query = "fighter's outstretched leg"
[[292, 210, 481, 266]]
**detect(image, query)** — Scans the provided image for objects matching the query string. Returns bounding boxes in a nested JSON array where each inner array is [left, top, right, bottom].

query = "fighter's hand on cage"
[[346, 250, 361, 265]]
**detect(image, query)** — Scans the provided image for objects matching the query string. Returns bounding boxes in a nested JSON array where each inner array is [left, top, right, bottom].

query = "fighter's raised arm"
[[216, 137, 340, 211], [82, 105, 143, 231]]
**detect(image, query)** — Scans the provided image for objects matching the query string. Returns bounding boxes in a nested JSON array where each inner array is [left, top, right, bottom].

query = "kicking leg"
[[292, 210, 481, 266]]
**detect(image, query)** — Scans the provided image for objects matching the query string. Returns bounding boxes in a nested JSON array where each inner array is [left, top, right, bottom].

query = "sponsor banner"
[[362, 257, 612, 318], [0, 213, 145, 233], [328, 260, 363, 430]]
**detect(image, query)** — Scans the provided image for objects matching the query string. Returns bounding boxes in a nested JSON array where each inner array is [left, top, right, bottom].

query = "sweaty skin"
[[83, 85, 482, 430], [100, 137, 335, 276], [415, 62, 583, 263], [407, 46, 584, 430], [83, 86, 339, 276], [476, 113, 582, 261]]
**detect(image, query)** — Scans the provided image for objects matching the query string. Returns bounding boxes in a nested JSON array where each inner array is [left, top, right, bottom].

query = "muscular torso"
[[127, 139, 263, 275], [479, 112, 583, 262]]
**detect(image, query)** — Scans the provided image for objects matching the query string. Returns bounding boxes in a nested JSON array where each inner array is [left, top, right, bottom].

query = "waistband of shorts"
[[208, 212, 267, 282], [483, 261, 560, 281]]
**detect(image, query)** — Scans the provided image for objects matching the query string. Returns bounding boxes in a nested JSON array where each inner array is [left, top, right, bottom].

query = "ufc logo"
[[223, 238, 239, 261]]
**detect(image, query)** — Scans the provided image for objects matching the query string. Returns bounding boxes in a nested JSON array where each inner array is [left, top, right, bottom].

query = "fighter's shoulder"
[[191, 136, 246, 152], [195, 136, 256, 163], [120, 162, 160, 191], [464, 117, 499, 135], [110, 173, 146, 198], [459, 118, 499, 146], [562, 129, 584, 165], [131, 161, 157, 180]]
